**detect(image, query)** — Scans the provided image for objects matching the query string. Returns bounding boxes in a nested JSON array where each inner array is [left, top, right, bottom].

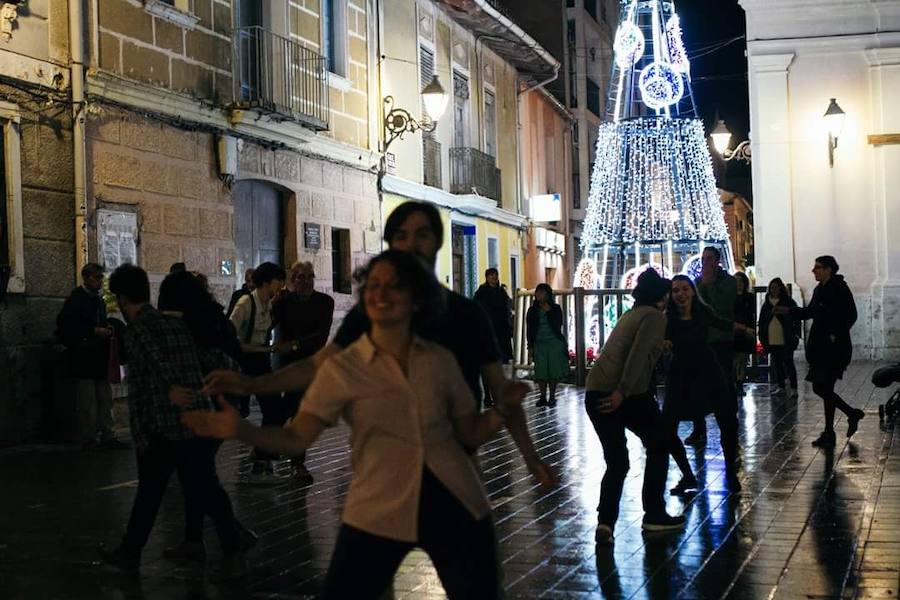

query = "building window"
[[452, 70, 470, 149], [484, 90, 496, 158], [509, 255, 519, 292], [586, 78, 601, 117], [0, 102, 24, 294], [487, 237, 499, 269], [331, 227, 351, 294], [567, 20, 577, 109], [160, 0, 192, 11], [321, 0, 347, 77]]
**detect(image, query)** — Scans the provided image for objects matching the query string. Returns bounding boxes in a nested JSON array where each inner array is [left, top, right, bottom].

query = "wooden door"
[[233, 181, 283, 275]]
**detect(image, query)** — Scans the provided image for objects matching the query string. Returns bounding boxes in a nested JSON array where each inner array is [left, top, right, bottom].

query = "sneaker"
[[163, 540, 206, 563], [642, 513, 686, 532], [847, 409, 865, 438], [684, 431, 706, 446], [99, 544, 140, 575], [594, 523, 614, 545], [811, 430, 837, 448], [670, 475, 699, 495]]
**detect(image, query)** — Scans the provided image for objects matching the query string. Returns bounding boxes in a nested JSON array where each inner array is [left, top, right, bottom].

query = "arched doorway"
[[233, 180, 284, 275]]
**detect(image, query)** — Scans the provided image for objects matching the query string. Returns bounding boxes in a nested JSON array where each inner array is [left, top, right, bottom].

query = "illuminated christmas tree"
[[580, 0, 732, 289]]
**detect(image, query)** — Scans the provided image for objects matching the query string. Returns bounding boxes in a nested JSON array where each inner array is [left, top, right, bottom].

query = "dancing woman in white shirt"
[[182, 250, 521, 599]]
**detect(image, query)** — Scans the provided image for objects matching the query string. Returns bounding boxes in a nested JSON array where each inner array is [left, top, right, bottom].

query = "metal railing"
[[232, 26, 329, 130], [423, 135, 441, 188], [449, 147, 501, 201], [512, 284, 802, 386]]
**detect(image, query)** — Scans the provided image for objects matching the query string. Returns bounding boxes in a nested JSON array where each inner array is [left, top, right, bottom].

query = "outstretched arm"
[[203, 343, 341, 396]]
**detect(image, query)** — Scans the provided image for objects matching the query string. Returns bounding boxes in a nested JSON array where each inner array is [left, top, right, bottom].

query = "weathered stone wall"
[[86, 108, 235, 303], [0, 91, 75, 442]]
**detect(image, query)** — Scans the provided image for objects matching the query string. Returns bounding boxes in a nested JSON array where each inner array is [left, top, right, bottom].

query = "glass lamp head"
[[422, 75, 449, 122], [710, 119, 732, 155], [823, 98, 846, 140]]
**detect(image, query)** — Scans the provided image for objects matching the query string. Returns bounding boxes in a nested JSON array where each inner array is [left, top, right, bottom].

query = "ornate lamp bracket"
[[383, 96, 436, 153], [722, 140, 752, 164]]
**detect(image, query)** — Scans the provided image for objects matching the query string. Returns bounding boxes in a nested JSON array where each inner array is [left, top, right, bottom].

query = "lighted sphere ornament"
[[614, 22, 645, 69], [665, 15, 690, 74], [619, 263, 671, 290], [681, 255, 703, 280], [639, 61, 684, 110]]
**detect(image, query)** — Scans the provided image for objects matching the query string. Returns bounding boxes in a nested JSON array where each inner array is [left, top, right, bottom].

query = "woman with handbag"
[[758, 278, 800, 398], [526, 283, 569, 407]]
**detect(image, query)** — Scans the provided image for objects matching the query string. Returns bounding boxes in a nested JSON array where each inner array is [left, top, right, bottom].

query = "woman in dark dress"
[[526, 284, 569, 407], [664, 275, 752, 492], [732, 272, 757, 394], [777, 256, 863, 448], [758, 278, 800, 398]]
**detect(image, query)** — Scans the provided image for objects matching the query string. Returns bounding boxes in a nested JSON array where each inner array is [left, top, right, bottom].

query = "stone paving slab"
[[0, 361, 897, 599]]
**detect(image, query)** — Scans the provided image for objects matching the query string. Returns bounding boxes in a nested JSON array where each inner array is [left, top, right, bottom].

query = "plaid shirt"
[[124, 305, 212, 450]]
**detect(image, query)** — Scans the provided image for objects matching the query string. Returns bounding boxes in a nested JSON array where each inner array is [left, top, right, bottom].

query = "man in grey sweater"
[[584, 269, 685, 545]]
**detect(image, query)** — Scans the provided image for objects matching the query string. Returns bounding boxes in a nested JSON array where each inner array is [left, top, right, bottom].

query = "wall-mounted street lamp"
[[382, 75, 449, 153], [710, 119, 751, 164], [823, 97, 846, 167]]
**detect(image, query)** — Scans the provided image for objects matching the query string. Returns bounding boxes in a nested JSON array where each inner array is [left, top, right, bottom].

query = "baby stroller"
[[871, 364, 900, 422]]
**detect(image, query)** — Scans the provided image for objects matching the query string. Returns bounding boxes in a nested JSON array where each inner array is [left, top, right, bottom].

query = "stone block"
[[300, 9, 320, 44], [164, 205, 199, 236], [199, 208, 231, 240], [141, 160, 177, 195], [297, 190, 312, 217], [173, 165, 201, 199], [214, 72, 233, 105], [86, 115, 120, 144], [22, 189, 74, 241], [21, 123, 75, 191], [342, 168, 363, 196], [332, 195, 352, 223], [99, 0, 153, 44], [171, 59, 214, 99], [94, 150, 142, 190], [354, 199, 375, 228], [120, 119, 161, 153], [23, 239, 74, 297], [323, 161, 342, 192], [349, 36, 367, 65], [185, 29, 231, 70], [329, 87, 344, 113], [362, 173, 377, 200], [212, 1, 231, 36], [155, 18, 184, 54], [141, 239, 181, 274], [160, 127, 197, 161], [141, 203, 163, 234], [313, 255, 330, 281], [299, 157, 323, 186], [99, 32, 120, 73], [275, 152, 300, 182], [312, 193, 332, 220], [122, 41, 170, 86], [343, 89, 367, 119], [238, 143, 260, 175], [330, 114, 358, 147], [182, 244, 218, 275], [260, 148, 275, 178], [193, 0, 212, 30]]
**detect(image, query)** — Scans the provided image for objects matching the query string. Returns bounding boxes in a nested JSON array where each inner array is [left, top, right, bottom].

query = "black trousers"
[[322, 468, 501, 599], [121, 438, 240, 556], [241, 353, 289, 462], [769, 346, 798, 388], [584, 391, 669, 527], [691, 342, 740, 473]]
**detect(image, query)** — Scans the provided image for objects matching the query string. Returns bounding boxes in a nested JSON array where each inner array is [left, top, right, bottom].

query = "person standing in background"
[[758, 277, 800, 398], [474, 268, 514, 406], [733, 272, 757, 395]]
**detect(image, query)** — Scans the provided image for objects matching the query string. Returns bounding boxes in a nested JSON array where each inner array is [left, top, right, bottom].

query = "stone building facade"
[[718, 188, 754, 271]]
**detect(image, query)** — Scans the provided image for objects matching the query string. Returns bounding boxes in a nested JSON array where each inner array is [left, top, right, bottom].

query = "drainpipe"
[[69, 0, 88, 280]]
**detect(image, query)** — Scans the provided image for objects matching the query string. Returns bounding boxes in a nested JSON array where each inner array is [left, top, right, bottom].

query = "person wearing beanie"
[[777, 255, 863, 448], [584, 268, 686, 544]]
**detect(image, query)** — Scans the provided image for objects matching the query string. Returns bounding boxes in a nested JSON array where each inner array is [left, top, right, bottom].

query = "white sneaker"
[[595, 524, 614, 545]]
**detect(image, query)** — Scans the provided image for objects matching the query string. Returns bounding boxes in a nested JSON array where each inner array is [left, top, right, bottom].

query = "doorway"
[[233, 180, 284, 278]]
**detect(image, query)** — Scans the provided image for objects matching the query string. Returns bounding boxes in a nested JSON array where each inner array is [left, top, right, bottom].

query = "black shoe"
[[547, 397, 557, 407], [292, 463, 315, 485], [847, 409, 865, 438], [642, 513, 686, 532], [726, 472, 742, 492], [811, 430, 837, 448], [670, 475, 699, 495], [99, 544, 140, 575], [684, 431, 707, 446], [163, 541, 206, 563], [536, 397, 549, 407]]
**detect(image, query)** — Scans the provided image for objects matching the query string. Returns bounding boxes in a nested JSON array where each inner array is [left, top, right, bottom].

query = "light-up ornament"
[[620, 263, 672, 289], [665, 15, 690, 74], [614, 22, 645, 69], [682, 254, 702, 280], [639, 61, 684, 110]]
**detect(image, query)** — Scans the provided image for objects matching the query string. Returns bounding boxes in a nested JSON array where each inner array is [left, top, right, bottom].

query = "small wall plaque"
[[304, 223, 321, 250]]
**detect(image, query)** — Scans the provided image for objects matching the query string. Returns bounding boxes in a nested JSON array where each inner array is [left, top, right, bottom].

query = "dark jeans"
[[769, 346, 798, 388], [584, 391, 669, 527], [812, 376, 855, 432], [322, 468, 501, 599], [121, 438, 240, 556], [241, 353, 289, 462], [692, 342, 740, 473]]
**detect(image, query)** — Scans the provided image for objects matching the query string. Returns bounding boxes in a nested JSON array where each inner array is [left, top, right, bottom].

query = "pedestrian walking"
[[585, 269, 686, 544], [777, 256, 863, 448], [183, 250, 514, 599], [733, 272, 757, 394], [758, 278, 800, 398], [474, 268, 514, 407], [526, 283, 569, 407]]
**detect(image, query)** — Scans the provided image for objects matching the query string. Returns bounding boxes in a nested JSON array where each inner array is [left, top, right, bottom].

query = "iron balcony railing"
[[232, 26, 329, 130], [449, 147, 501, 201], [423, 135, 442, 189]]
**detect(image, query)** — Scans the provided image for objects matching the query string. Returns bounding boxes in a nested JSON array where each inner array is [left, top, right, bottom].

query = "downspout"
[[69, 0, 88, 280]]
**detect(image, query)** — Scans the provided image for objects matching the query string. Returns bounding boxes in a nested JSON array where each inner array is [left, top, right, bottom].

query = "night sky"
[[674, 0, 752, 200]]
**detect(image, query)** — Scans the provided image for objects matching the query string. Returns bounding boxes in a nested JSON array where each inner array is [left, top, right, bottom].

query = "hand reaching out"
[[181, 395, 240, 440], [203, 370, 253, 396]]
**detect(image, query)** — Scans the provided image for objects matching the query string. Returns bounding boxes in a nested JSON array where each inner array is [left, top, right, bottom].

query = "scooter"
[[871, 364, 900, 422]]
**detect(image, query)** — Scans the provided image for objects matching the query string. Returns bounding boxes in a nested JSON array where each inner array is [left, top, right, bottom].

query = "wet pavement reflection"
[[0, 361, 897, 598]]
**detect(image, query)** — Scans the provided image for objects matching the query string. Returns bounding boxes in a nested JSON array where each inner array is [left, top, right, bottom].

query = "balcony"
[[232, 26, 329, 130], [423, 135, 442, 189], [450, 147, 501, 202]]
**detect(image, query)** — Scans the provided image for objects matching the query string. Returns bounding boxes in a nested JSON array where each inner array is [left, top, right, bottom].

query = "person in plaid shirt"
[[99, 264, 243, 576]]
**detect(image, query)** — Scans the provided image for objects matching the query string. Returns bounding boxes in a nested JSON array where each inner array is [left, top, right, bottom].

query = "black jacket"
[[792, 275, 857, 371], [733, 292, 757, 354], [758, 295, 800, 351], [56, 287, 110, 379], [526, 303, 565, 350], [473, 283, 513, 361]]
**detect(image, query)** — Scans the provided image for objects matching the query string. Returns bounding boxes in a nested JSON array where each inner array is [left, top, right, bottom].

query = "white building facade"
[[741, 0, 900, 359]]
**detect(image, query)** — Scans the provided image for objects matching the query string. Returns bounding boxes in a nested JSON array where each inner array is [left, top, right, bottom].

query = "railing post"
[[574, 286, 586, 386]]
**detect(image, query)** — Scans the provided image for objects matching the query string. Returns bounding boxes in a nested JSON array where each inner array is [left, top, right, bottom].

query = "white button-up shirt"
[[300, 334, 491, 542]]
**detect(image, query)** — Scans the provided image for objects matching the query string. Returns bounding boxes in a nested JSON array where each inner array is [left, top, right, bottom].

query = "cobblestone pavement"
[[1, 361, 897, 599]]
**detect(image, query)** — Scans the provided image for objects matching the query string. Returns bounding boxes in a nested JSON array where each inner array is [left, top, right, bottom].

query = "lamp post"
[[823, 98, 845, 167], [710, 119, 751, 164]]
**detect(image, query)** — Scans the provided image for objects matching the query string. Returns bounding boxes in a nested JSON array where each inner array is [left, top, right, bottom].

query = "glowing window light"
[[639, 61, 684, 110], [666, 15, 690, 74], [614, 22, 645, 69]]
